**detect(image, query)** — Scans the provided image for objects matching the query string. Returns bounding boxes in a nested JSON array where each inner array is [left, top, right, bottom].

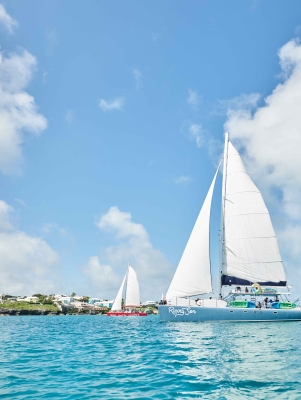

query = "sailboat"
[[159, 133, 301, 322], [107, 265, 147, 317]]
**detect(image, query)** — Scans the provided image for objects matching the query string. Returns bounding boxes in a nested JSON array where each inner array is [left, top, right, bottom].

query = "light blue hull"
[[159, 305, 301, 322]]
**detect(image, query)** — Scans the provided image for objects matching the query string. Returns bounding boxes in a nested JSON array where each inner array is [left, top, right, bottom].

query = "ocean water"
[[0, 316, 301, 399]]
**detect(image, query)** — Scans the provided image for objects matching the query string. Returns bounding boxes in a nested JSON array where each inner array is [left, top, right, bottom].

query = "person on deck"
[[245, 287, 249, 293]]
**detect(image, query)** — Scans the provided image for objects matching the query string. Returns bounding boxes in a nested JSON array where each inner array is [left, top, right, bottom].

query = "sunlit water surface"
[[0, 315, 300, 399]]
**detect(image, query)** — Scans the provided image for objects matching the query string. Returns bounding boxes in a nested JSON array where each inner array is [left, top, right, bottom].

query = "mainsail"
[[111, 274, 127, 311], [124, 265, 141, 307], [221, 140, 286, 286], [166, 166, 220, 299]]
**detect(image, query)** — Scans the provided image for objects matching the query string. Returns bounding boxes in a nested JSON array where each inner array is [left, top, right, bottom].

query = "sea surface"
[[0, 315, 301, 399]]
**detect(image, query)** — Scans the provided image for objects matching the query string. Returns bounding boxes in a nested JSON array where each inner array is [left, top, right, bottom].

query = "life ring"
[[251, 283, 262, 294]]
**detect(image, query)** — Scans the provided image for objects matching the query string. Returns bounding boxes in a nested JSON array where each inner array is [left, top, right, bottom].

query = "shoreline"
[[0, 308, 104, 316]]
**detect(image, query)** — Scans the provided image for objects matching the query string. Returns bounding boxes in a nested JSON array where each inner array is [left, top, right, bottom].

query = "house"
[[18, 296, 39, 303], [98, 300, 114, 308], [142, 300, 157, 307], [53, 295, 75, 309]]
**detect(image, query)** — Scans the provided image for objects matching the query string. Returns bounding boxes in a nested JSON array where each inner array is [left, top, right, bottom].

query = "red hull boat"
[[109, 264, 147, 317], [107, 311, 147, 317]]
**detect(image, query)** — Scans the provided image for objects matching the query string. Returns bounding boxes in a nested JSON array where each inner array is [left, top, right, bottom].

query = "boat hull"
[[159, 305, 301, 322], [107, 311, 147, 317]]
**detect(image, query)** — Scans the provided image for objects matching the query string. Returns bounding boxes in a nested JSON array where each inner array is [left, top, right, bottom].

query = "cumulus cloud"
[[0, 200, 60, 295], [0, 4, 17, 34], [84, 257, 120, 295], [0, 49, 47, 174], [84, 207, 173, 300], [99, 97, 124, 112], [174, 175, 192, 184], [224, 38, 301, 293], [187, 89, 199, 106], [132, 68, 142, 89], [0, 200, 14, 231]]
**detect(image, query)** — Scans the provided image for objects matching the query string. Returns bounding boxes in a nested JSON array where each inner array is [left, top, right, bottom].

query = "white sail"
[[222, 141, 286, 285], [111, 274, 127, 311], [166, 166, 220, 299], [125, 265, 140, 307]]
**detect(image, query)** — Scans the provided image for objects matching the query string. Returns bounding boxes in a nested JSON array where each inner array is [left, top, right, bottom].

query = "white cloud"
[[0, 49, 47, 175], [42, 71, 48, 84], [217, 93, 260, 115], [132, 68, 142, 89], [187, 89, 199, 106], [0, 4, 17, 34], [99, 97, 124, 112], [14, 198, 27, 208], [174, 175, 192, 184], [41, 223, 67, 237], [46, 27, 58, 55], [189, 123, 205, 148], [0, 200, 14, 231], [84, 207, 173, 300], [186, 122, 223, 162], [0, 201, 60, 295], [84, 257, 120, 294], [224, 38, 301, 293], [65, 109, 73, 124], [41, 223, 56, 234]]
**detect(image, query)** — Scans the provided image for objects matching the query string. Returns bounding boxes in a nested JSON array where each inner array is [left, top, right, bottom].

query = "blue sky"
[[1, 1, 301, 299]]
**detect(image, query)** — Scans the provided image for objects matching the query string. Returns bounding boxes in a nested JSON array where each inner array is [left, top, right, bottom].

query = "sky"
[[1, 0, 301, 300]]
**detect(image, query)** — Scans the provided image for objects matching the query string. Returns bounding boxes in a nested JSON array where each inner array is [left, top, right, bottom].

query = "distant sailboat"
[[107, 265, 147, 317], [159, 133, 301, 322]]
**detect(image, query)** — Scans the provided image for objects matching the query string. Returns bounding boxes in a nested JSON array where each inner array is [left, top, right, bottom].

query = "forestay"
[[166, 166, 220, 299], [125, 266, 140, 307], [111, 274, 127, 311], [222, 141, 286, 286]]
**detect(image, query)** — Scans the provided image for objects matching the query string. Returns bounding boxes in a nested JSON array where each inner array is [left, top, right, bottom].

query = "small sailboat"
[[159, 133, 301, 322], [107, 265, 147, 317]]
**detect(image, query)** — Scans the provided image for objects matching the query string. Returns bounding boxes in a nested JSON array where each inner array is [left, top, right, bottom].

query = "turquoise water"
[[0, 316, 301, 399]]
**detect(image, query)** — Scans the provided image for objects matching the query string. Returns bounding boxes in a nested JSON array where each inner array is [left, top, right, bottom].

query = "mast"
[[219, 132, 229, 298]]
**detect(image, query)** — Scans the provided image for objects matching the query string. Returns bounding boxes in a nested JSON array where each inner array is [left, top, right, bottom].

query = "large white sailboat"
[[159, 133, 301, 322], [107, 265, 147, 317]]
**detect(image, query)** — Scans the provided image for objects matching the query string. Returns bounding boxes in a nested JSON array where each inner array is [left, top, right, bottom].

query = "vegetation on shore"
[[0, 301, 59, 312]]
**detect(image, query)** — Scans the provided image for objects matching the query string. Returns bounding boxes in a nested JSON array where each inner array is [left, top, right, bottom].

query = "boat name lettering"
[[168, 307, 196, 317]]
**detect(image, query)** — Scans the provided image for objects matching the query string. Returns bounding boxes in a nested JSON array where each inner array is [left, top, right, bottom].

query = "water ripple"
[[0, 316, 301, 399]]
